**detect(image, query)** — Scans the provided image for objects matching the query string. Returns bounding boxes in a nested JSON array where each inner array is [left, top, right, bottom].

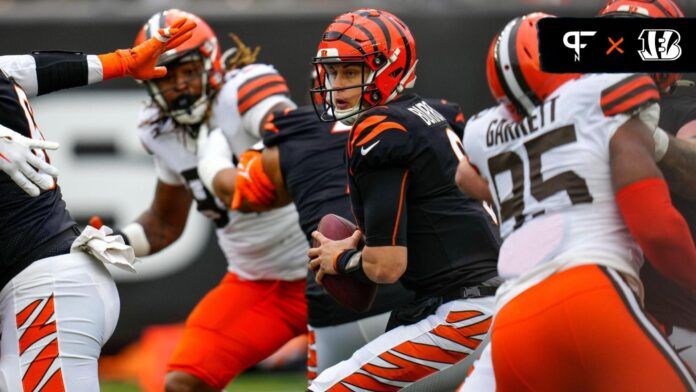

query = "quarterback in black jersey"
[[0, 20, 194, 391], [199, 98, 467, 379], [306, 9, 500, 391]]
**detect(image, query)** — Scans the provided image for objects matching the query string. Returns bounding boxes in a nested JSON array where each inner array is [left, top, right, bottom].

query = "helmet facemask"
[[311, 55, 381, 125], [146, 51, 215, 128]]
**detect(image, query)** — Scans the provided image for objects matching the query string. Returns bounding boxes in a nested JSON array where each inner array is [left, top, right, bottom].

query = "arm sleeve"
[[153, 155, 183, 185], [0, 53, 103, 97], [354, 166, 409, 247]]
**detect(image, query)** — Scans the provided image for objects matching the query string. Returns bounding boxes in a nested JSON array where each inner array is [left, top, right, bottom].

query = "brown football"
[[313, 214, 377, 313]]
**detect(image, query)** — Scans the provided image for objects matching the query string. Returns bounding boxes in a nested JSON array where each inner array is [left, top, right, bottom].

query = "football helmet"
[[311, 9, 418, 124], [486, 12, 579, 119], [599, 0, 684, 93], [134, 9, 223, 126]]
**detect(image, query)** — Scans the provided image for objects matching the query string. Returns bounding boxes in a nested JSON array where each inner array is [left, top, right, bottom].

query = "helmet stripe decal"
[[651, 0, 675, 17], [508, 17, 542, 108], [358, 11, 391, 51], [146, 11, 164, 40], [335, 19, 377, 47], [382, 15, 412, 79], [496, 17, 536, 116]]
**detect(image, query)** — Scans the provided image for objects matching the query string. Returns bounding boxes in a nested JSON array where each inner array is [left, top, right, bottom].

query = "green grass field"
[[101, 371, 307, 392]]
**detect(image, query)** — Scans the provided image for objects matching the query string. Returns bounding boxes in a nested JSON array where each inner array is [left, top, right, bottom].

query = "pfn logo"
[[563, 31, 597, 61], [638, 29, 682, 61]]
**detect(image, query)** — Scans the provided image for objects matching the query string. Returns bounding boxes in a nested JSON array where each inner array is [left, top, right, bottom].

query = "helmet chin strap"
[[334, 103, 360, 125]]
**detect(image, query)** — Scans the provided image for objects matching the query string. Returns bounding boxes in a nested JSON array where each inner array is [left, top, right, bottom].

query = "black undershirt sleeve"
[[31, 51, 88, 96], [355, 166, 409, 247]]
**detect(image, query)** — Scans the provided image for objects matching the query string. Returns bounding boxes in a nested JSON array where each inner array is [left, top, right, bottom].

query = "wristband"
[[120, 222, 151, 257], [335, 249, 373, 284], [653, 126, 670, 162]]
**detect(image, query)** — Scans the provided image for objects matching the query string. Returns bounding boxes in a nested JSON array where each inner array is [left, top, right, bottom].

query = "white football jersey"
[[137, 63, 307, 281], [464, 73, 658, 308]]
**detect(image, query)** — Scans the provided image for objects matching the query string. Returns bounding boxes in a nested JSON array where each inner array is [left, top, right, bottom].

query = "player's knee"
[[165, 371, 216, 392]]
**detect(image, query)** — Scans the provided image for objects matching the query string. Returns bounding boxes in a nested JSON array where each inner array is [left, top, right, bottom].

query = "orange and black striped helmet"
[[599, 0, 684, 93], [134, 9, 223, 125], [311, 9, 417, 123], [486, 13, 579, 119]]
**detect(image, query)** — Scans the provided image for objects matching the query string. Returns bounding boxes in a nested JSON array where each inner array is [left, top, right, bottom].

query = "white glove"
[[197, 126, 233, 193], [0, 124, 60, 196], [71, 225, 139, 273]]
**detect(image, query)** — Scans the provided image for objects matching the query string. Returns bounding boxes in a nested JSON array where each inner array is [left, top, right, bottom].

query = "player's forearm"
[[659, 135, 696, 201], [212, 168, 237, 207], [361, 246, 407, 284], [133, 209, 185, 254]]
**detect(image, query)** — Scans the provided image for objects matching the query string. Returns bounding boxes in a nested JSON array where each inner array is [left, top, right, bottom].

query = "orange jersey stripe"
[[22, 337, 61, 392], [600, 76, 658, 116], [349, 115, 386, 156], [238, 74, 285, 100], [238, 83, 290, 115], [355, 121, 407, 148], [392, 170, 409, 246], [603, 88, 660, 117], [19, 295, 57, 355]]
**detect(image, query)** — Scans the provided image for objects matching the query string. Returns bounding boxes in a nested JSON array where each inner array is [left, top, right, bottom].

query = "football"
[[313, 214, 377, 313]]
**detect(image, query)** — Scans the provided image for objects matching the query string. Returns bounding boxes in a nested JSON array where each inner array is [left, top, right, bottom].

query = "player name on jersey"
[[485, 97, 558, 147]]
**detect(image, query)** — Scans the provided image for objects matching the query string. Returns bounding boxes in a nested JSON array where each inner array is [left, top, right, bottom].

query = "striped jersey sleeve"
[[236, 66, 291, 116], [600, 75, 660, 117]]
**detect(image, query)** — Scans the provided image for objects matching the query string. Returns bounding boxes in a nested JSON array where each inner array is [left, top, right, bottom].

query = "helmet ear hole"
[[390, 68, 404, 78]]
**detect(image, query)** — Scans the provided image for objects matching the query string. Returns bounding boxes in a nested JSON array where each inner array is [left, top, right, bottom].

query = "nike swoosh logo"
[[361, 140, 380, 156]]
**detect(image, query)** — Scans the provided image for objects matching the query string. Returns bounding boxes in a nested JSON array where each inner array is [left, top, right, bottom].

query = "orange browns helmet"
[[311, 9, 417, 124], [599, 0, 685, 93], [487, 12, 579, 120], [135, 9, 223, 125]]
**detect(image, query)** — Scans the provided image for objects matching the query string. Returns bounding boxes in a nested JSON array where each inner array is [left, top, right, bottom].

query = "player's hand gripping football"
[[0, 124, 59, 197], [308, 230, 363, 284], [98, 17, 197, 81]]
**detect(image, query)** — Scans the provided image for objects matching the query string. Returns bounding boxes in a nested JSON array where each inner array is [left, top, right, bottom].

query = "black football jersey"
[[641, 88, 696, 331], [263, 99, 466, 327], [347, 94, 500, 298], [0, 71, 76, 291]]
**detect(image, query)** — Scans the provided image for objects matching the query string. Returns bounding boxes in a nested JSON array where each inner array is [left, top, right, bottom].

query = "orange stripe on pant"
[[492, 264, 695, 392]]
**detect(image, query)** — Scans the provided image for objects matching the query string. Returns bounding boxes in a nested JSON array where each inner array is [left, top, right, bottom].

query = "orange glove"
[[232, 150, 276, 210], [98, 17, 196, 81]]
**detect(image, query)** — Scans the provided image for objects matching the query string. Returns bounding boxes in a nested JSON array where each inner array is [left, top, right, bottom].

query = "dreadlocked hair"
[[223, 32, 261, 71]]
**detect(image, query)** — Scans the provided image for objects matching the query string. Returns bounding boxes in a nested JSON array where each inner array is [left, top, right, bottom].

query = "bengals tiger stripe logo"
[[15, 294, 65, 392], [327, 310, 491, 391], [348, 115, 406, 158]]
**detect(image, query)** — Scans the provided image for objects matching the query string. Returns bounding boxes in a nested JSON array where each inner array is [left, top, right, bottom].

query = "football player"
[[599, 0, 696, 370], [306, 9, 501, 390], [459, 13, 696, 391], [0, 19, 195, 391], [199, 87, 468, 382], [100, 9, 309, 392]]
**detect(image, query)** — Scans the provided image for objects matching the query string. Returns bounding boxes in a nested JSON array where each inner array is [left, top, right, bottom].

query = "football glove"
[[232, 150, 276, 209], [98, 17, 196, 81], [0, 124, 59, 197]]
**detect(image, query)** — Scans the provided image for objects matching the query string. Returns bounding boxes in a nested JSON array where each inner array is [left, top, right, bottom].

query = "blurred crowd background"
[[2, 0, 695, 390]]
